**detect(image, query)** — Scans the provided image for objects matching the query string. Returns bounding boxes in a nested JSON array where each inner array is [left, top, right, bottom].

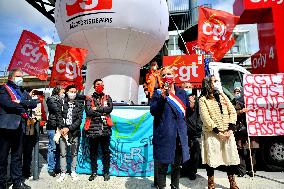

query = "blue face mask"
[[235, 93, 241, 98], [184, 88, 192, 96]]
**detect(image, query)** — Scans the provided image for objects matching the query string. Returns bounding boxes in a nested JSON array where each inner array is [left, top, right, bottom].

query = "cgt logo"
[[202, 17, 227, 41], [56, 55, 81, 80], [66, 0, 112, 16]]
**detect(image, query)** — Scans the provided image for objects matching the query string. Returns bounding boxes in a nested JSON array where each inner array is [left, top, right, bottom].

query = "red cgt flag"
[[185, 40, 198, 55], [8, 30, 49, 80], [49, 44, 88, 90], [197, 7, 240, 61]]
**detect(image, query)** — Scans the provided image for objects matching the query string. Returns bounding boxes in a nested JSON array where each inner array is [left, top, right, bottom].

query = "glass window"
[[219, 70, 242, 98]]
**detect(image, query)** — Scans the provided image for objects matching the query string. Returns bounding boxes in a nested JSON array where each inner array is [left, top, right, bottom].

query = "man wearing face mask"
[[180, 82, 202, 181], [85, 79, 113, 182], [0, 68, 37, 189], [143, 60, 163, 104], [57, 85, 84, 183], [233, 87, 259, 177]]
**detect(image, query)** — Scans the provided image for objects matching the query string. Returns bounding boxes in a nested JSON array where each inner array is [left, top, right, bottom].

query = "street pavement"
[[19, 131, 284, 189]]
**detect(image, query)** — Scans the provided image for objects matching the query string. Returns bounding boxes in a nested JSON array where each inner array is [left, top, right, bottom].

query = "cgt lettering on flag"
[[197, 7, 240, 61], [49, 44, 88, 90], [8, 30, 49, 80], [163, 55, 204, 87]]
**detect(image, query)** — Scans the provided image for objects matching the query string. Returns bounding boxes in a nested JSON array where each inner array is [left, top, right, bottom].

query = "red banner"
[[197, 7, 240, 61], [8, 30, 49, 80], [185, 40, 198, 55], [66, 0, 112, 16], [244, 0, 283, 9], [163, 55, 204, 88], [49, 44, 88, 90], [244, 73, 284, 136]]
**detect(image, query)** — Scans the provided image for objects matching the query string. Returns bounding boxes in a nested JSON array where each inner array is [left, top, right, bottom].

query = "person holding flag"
[[150, 66, 190, 189], [0, 68, 38, 189]]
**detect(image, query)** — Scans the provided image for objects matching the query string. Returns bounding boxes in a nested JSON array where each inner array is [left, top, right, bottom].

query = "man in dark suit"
[[0, 68, 37, 189]]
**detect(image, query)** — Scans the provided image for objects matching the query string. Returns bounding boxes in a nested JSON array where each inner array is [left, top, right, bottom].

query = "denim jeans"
[[47, 130, 60, 173]]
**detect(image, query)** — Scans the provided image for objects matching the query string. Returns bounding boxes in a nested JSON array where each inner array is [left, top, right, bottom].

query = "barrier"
[[76, 106, 154, 177]]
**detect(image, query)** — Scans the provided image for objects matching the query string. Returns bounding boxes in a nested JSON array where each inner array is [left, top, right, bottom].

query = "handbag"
[[105, 115, 114, 127]]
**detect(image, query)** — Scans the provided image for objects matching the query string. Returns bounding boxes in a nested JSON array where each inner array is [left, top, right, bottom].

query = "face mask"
[[184, 88, 192, 96], [13, 77, 23, 86], [67, 93, 76, 100], [32, 96, 38, 100], [151, 66, 157, 71], [162, 75, 174, 85], [213, 81, 222, 92], [95, 85, 104, 94], [235, 93, 241, 98], [59, 93, 65, 99]]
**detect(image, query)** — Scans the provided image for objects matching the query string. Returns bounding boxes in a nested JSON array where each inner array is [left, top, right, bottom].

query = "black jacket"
[[85, 92, 113, 138], [186, 95, 202, 139], [46, 95, 64, 130], [0, 81, 37, 130], [61, 98, 84, 135]]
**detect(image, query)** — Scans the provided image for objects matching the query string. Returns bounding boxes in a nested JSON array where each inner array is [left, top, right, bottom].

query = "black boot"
[[103, 173, 110, 181], [12, 182, 31, 189], [170, 184, 179, 189], [88, 173, 97, 181], [48, 171, 56, 177]]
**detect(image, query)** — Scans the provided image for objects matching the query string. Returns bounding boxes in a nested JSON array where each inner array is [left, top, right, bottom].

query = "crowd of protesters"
[[0, 67, 258, 189]]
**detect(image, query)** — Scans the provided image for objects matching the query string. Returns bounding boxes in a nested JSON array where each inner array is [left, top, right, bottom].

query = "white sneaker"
[[57, 173, 66, 182], [71, 171, 78, 182]]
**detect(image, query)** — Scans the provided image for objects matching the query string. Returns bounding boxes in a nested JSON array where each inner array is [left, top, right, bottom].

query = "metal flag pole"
[[169, 14, 190, 55]]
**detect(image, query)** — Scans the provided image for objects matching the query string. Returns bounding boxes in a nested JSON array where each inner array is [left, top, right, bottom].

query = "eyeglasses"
[[161, 72, 172, 78]]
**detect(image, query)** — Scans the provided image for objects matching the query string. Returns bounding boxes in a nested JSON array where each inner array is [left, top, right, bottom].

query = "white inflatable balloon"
[[54, 0, 169, 103]]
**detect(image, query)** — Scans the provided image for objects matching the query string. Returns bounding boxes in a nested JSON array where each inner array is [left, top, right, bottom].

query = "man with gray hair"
[[0, 68, 37, 189]]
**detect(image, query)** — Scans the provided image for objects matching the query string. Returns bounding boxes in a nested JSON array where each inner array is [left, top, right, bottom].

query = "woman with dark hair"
[[57, 84, 84, 182], [46, 86, 65, 177], [199, 76, 240, 189]]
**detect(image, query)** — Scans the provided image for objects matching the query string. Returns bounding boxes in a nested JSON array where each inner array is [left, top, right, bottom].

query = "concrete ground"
[[17, 130, 284, 189]]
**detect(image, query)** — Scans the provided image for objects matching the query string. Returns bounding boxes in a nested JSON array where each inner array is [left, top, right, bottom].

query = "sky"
[[0, 0, 259, 75], [0, 0, 59, 74]]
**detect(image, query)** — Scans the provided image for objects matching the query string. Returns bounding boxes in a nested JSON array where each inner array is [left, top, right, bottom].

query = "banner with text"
[[163, 55, 204, 88], [244, 73, 284, 136], [197, 7, 239, 61], [8, 30, 49, 80], [49, 44, 88, 90], [76, 108, 154, 176]]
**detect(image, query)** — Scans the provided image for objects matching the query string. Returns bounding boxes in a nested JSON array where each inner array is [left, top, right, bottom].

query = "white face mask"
[[13, 76, 23, 86], [67, 93, 76, 100], [32, 96, 38, 100], [184, 88, 192, 96], [213, 81, 223, 93], [59, 93, 65, 99]]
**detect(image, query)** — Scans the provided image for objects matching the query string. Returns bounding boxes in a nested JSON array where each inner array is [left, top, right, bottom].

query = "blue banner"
[[76, 106, 154, 176]]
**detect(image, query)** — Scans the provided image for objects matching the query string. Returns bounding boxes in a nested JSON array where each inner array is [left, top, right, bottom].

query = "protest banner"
[[243, 73, 284, 136], [163, 55, 204, 88]]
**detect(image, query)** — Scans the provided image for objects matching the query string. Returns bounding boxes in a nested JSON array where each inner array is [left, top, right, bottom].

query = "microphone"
[[164, 81, 169, 96]]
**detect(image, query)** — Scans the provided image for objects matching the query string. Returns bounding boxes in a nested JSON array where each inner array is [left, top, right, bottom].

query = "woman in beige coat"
[[199, 76, 240, 189]]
